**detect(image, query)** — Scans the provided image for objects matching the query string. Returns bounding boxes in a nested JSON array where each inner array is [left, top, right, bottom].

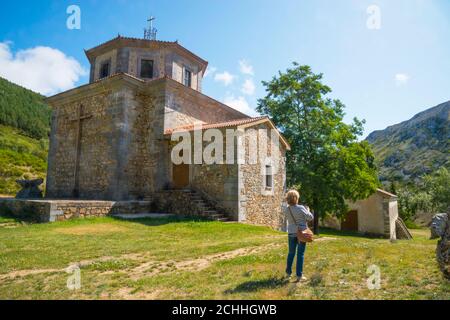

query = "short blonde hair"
[[286, 190, 300, 206]]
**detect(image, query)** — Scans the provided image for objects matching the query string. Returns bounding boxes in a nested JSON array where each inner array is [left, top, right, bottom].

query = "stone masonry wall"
[[93, 49, 117, 82], [46, 79, 169, 201], [164, 80, 248, 131], [121, 83, 169, 198], [46, 90, 117, 199], [189, 127, 240, 218], [239, 124, 287, 229], [0, 199, 152, 223], [0, 199, 49, 222]]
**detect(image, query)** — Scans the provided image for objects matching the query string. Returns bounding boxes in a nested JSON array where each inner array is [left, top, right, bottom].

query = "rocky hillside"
[[367, 101, 449, 185], [0, 78, 50, 195]]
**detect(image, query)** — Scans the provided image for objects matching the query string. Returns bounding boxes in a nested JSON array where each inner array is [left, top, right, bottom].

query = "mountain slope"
[[0, 78, 50, 195], [367, 101, 449, 184], [0, 77, 51, 139], [0, 125, 48, 195]]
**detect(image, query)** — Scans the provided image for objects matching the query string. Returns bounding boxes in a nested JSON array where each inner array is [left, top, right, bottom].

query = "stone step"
[[215, 217, 230, 222], [179, 189, 230, 223], [209, 214, 225, 219]]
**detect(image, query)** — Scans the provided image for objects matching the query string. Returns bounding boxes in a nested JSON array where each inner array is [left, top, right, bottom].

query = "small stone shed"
[[321, 189, 410, 240]]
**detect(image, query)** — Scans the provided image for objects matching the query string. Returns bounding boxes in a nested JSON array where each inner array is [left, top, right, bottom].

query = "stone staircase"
[[179, 189, 230, 222]]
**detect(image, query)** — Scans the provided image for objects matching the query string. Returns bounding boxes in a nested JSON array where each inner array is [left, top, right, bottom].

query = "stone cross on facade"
[[70, 104, 92, 198]]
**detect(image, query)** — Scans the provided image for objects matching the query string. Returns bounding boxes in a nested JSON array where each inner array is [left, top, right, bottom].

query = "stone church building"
[[44, 36, 290, 228]]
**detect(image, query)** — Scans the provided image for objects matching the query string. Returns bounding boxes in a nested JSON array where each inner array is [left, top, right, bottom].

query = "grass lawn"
[[0, 215, 448, 300]]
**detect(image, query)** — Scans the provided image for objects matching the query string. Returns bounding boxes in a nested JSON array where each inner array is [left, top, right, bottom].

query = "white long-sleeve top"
[[284, 204, 314, 234]]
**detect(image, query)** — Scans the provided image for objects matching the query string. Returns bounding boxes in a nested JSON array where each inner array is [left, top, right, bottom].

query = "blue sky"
[[0, 0, 449, 137]]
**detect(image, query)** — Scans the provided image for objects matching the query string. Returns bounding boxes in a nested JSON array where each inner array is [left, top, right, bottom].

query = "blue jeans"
[[286, 235, 306, 277]]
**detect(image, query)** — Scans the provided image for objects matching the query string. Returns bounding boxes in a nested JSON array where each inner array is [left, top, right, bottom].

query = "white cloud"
[[0, 42, 87, 96], [223, 95, 257, 116], [214, 71, 235, 86], [239, 60, 254, 76], [395, 73, 410, 86], [204, 66, 217, 78], [241, 79, 256, 96]]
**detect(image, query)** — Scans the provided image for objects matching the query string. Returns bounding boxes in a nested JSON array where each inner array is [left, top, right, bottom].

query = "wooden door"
[[341, 210, 358, 231], [172, 164, 189, 189]]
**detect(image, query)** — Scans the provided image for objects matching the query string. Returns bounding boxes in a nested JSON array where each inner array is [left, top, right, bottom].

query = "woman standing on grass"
[[284, 189, 314, 283]]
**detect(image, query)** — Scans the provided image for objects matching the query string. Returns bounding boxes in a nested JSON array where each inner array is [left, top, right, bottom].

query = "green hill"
[[366, 101, 450, 185], [0, 77, 50, 195], [0, 77, 51, 139]]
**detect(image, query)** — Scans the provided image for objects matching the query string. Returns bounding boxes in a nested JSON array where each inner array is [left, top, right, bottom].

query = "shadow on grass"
[[224, 277, 288, 294], [0, 213, 27, 224], [0, 202, 38, 224], [110, 215, 212, 227], [318, 227, 385, 239]]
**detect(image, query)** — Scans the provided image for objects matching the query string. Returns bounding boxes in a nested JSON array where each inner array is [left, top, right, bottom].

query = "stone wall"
[[128, 47, 164, 79], [46, 90, 118, 199], [89, 44, 204, 92], [152, 191, 205, 216], [238, 124, 287, 229], [0, 199, 49, 222], [46, 77, 170, 201], [191, 163, 239, 219], [121, 84, 169, 198], [169, 51, 201, 91], [164, 80, 248, 131], [93, 49, 117, 82], [353, 193, 386, 235], [0, 199, 152, 223], [189, 128, 240, 218]]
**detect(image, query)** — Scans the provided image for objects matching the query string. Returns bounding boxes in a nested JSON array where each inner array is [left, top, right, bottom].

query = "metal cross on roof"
[[144, 16, 157, 40]]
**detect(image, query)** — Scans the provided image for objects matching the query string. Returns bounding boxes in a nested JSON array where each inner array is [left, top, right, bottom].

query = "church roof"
[[84, 35, 208, 73], [165, 116, 291, 150]]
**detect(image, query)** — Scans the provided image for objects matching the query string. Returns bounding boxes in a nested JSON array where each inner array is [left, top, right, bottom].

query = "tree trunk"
[[313, 212, 320, 235], [312, 198, 320, 235]]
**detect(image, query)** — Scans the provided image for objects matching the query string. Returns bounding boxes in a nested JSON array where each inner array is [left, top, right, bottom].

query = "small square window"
[[184, 69, 192, 87], [265, 165, 273, 189], [99, 62, 110, 79], [140, 59, 154, 79]]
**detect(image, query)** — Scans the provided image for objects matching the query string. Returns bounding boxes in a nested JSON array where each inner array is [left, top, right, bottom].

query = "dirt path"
[[129, 243, 283, 280], [0, 253, 149, 281], [0, 237, 337, 282], [0, 243, 281, 281]]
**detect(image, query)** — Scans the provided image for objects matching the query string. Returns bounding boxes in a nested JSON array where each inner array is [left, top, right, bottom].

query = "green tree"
[[397, 167, 450, 222], [423, 167, 450, 212], [257, 63, 379, 233], [389, 181, 397, 195], [397, 187, 431, 222]]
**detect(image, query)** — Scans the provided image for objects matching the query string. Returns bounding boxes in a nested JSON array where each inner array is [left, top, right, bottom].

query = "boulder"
[[431, 212, 450, 280]]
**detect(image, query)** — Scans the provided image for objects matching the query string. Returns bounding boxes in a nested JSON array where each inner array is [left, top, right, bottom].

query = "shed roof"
[[376, 189, 398, 199]]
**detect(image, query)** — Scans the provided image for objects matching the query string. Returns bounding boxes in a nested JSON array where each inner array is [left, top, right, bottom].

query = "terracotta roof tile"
[[85, 35, 176, 54], [165, 116, 291, 150], [164, 116, 268, 135], [85, 35, 208, 67]]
